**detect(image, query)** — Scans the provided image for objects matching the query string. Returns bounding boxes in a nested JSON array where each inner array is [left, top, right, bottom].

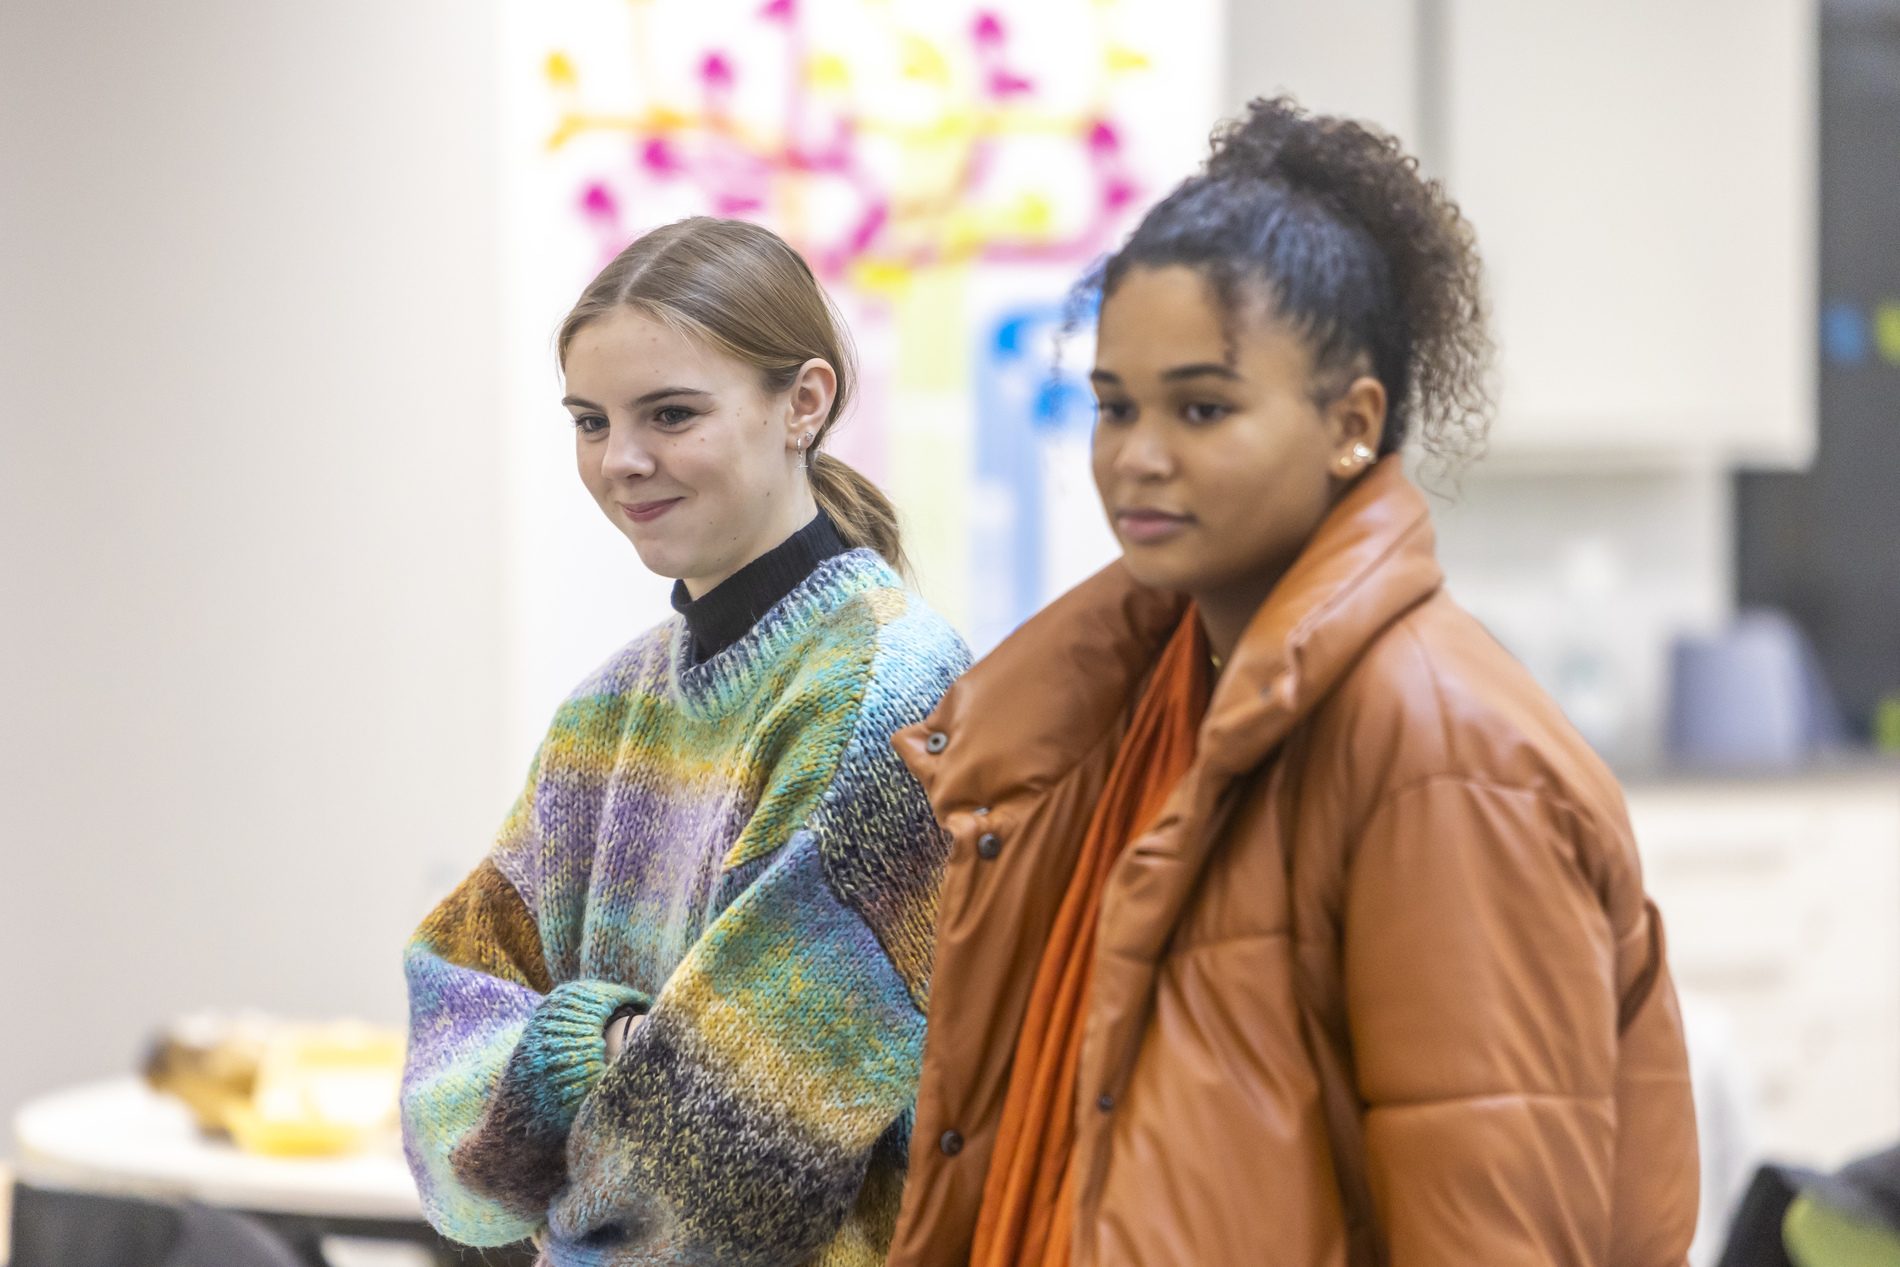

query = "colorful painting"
[[497, 0, 1220, 746]]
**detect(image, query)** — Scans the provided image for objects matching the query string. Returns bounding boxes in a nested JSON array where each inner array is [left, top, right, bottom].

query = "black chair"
[[7, 1183, 538, 1267]]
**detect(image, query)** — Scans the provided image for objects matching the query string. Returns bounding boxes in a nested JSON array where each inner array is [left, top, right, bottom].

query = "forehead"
[[1094, 265, 1310, 384], [563, 306, 744, 388]]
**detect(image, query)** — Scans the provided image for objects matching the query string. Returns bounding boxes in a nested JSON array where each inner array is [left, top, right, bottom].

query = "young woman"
[[400, 217, 970, 1265], [885, 99, 1700, 1266]]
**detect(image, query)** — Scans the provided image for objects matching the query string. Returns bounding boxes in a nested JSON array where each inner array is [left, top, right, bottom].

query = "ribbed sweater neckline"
[[666, 545, 894, 720], [671, 511, 848, 664]]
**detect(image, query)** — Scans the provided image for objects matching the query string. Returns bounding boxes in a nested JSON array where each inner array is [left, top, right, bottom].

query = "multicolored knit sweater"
[[401, 549, 970, 1265]]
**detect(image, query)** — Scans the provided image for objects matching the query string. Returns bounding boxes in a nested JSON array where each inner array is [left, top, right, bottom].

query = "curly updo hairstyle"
[[1095, 96, 1493, 470]]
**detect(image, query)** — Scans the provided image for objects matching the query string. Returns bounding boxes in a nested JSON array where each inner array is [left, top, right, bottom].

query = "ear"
[[783, 358, 838, 448], [1323, 374, 1388, 476]]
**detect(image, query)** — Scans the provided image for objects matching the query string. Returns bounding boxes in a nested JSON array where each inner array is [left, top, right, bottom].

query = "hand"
[[603, 1011, 643, 1063]]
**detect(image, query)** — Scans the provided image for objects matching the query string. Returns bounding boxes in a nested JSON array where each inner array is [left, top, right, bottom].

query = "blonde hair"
[[558, 217, 907, 573]]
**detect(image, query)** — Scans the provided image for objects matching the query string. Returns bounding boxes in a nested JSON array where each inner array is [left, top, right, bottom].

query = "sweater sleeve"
[[400, 766, 647, 1247], [1343, 778, 1620, 1267], [547, 667, 954, 1265]]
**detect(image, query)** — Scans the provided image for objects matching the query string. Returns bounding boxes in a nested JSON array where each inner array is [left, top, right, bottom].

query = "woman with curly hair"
[[883, 98, 1700, 1266]]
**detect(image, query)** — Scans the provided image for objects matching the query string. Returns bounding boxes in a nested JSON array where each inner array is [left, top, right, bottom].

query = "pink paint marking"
[[849, 202, 889, 255], [640, 137, 684, 176], [580, 181, 618, 220], [700, 51, 735, 89], [554, 3, 1155, 281]]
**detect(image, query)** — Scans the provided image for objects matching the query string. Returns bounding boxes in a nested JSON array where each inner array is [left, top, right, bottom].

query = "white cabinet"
[[1220, 1, 1421, 148], [1627, 770, 1900, 1169], [1442, 0, 1817, 467], [1222, 0, 1818, 468]]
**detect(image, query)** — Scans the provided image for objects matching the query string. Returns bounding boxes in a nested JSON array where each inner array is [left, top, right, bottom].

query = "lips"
[[1115, 508, 1192, 545], [620, 497, 683, 524]]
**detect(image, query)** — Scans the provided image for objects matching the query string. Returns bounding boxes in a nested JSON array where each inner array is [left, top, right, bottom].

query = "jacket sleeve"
[[400, 766, 647, 1247], [1343, 777, 1621, 1267], [549, 683, 952, 1266]]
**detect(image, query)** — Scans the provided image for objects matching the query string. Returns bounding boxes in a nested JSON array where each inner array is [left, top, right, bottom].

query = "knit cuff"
[[518, 979, 651, 1116], [450, 979, 649, 1220]]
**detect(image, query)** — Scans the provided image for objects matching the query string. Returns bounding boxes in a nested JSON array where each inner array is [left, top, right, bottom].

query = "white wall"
[[0, 1, 510, 1131], [1427, 461, 1734, 767], [1221, 0, 1421, 148], [1221, 1, 1745, 768]]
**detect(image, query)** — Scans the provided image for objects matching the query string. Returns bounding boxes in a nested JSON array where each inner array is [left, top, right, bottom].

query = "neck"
[[1191, 543, 1306, 664], [670, 507, 849, 666], [1193, 578, 1278, 667], [684, 484, 820, 600], [1197, 479, 1362, 661]]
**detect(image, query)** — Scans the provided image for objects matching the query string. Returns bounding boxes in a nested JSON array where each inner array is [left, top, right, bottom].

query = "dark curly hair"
[[1090, 96, 1492, 470]]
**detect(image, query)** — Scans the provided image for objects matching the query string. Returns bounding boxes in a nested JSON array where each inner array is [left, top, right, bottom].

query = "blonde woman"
[[401, 218, 970, 1265]]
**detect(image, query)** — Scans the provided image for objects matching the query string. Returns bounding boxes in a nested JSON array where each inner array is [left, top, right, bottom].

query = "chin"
[[621, 535, 696, 583], [1115, 546, 1208, 595]]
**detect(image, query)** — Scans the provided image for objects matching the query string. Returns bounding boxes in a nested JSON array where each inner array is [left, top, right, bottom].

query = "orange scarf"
[[970, 609, 1212, 1267]]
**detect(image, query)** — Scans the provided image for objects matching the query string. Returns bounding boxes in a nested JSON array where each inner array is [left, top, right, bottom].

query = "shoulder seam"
[[1360, 773, 1593, 846]]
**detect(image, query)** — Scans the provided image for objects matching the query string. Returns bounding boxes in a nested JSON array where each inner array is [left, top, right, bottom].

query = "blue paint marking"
[[1822, 301, 1869, 368], [970, 301, 1099, 651]]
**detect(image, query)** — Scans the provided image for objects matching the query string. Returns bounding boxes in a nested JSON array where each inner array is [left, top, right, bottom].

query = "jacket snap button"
[[925, 731, 949, 754], [976, 832, 1002, 860], [1097, 1094, 1115, 1112], [939, 1129, 964, 1156]]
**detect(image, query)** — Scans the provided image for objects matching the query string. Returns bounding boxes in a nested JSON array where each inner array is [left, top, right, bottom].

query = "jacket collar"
[[906, 460, 1443, 814], [1200, 457, 1445, 779]]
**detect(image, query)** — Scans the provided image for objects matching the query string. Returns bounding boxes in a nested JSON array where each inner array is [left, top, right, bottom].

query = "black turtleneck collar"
[[671, 512, 850, 663]]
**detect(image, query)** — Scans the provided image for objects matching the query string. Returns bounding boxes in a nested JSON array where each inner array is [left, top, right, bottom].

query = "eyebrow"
[[1160, 363, 1242, 383], [1089, 363, 1242, 386], [561, 387, 713, 410]]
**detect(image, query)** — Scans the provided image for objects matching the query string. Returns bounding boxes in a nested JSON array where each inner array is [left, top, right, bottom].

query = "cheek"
[[1089, 430, 1113, 498], [1175, 433, 1259, 516], [658, 425, 733, 492], [1182, 425, 1322, 542], [575, 438, 603, 490]]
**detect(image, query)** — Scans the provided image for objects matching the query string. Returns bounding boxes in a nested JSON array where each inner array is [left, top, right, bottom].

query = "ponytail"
[[809, 451, 908, 575]]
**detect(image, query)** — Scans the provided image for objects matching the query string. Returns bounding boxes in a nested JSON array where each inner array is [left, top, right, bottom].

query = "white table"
[[12, 1078, 421, 1221]]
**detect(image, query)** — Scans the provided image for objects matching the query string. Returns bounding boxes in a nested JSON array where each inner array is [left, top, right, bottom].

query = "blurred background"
[[2, 0, 1896, 1263]]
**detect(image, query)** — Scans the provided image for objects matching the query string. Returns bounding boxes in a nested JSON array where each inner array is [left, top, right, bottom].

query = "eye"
[[571, 413, 608, 436], [654, 406, 699, 428], [1183, 401, 1231, 425], [1095, 398, 1136, 425]]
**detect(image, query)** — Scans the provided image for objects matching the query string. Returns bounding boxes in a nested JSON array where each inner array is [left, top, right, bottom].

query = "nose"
[[599, 421, 656, 482], [1109, 415, 1173, 482]]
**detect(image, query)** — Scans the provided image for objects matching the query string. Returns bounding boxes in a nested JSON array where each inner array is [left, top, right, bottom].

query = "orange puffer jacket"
[[888, 461, 1700, 1266]]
